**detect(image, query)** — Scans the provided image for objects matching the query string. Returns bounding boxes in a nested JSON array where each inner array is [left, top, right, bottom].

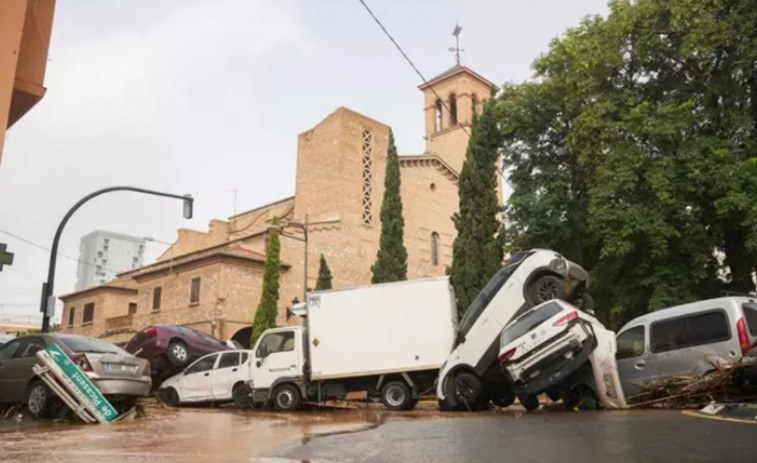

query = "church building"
[[58, 65, 496, 347]]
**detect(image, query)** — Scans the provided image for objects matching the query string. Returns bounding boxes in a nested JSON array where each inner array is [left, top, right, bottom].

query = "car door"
[[615, 325, 650, 396], [0, 339, 23, 403], [211, 352, 244, 401], [252, 330, 299, 390], [180, 354, 218, 402], [0, 337, 47, 404]]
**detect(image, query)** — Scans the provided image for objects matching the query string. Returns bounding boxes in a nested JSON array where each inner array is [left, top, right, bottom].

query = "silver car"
[[0, 333, 152, 417], [616, 296, 757, 396]]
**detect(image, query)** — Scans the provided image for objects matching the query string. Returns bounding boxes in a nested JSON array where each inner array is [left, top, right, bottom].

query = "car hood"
[[160, 372, 183, 389]]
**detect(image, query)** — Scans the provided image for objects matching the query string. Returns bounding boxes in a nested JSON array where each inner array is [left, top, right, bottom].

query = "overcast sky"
[[0, 0, 609, 324]]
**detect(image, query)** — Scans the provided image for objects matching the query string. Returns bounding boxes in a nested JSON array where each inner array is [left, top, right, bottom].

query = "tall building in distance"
[[76, 231, 146, 290]]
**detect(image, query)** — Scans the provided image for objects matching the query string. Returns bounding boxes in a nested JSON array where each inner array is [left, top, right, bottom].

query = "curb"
[[683, 403, 757, 425]]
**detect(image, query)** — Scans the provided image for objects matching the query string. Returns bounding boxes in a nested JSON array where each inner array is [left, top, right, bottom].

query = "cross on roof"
[[0, 243, 14, 272], [449, 23, 464, 65]]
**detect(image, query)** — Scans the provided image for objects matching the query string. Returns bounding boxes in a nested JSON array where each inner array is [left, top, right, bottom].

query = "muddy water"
[[0, 406, 453, 463]]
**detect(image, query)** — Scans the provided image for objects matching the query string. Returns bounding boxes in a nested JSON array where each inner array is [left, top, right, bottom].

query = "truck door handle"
[[634, 360, 646, 370], [204, 372, 210, 377], [232, 368, 238, 372]]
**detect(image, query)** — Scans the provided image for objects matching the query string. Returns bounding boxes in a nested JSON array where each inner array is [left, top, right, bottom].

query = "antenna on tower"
[[449, 23, 464, 65]]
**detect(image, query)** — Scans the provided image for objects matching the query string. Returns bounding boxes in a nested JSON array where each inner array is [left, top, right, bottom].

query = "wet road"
[[1, 405, 756, 463]]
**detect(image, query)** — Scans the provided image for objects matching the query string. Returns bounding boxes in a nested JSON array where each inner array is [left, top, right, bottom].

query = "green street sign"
[[46, 344, 118, 422]]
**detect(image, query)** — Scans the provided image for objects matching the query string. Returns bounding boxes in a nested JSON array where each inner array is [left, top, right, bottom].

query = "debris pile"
[[629, 362, 757, 409]]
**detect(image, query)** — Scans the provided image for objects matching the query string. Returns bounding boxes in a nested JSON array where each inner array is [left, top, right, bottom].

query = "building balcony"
[[105, 314, 133, 331]]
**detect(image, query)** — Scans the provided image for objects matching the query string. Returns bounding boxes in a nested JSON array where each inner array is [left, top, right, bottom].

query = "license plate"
[[104, 364, 135, 373]]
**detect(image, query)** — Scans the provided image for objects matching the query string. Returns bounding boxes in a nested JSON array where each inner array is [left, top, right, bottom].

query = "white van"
[[436, 249, 591, 410], [616, 297, 757, 396]]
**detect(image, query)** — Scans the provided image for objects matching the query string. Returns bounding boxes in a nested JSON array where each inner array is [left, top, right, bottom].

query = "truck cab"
[[248, 326, 307, 408]]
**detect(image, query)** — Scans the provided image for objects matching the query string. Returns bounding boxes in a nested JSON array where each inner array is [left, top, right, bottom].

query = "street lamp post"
[[39, 186, 194, 333]]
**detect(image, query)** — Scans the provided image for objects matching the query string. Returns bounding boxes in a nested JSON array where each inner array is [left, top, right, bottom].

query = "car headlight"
[[549, 258, 568, 276]]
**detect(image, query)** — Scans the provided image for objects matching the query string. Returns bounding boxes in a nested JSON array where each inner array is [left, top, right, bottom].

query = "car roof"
[[619, 296, 753, 333]]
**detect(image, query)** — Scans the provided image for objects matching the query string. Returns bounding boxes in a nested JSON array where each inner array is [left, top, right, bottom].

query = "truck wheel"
[[528, 275, 564, 304], [381, 381, 412, 411], [167, 341, 190, 367], [405, 397, 419, 411], [454, 372, 483, 411], [520, 394, 540, 412], [232, 384, 251, 409], [27, 381, 53, 418], [273, 383, 301, 411]]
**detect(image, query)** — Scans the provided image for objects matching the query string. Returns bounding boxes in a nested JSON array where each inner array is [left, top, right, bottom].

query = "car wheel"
[[272, 383, 301, 411], [563, 385, 597, 410], [27, 381, 53, 418], [520, 394, 540, 412], [381, 381, 412, 411], [453, 372, 483, 411], [159, 387, 180, 406], [546, 389, 562, 402], [232, 384, 252, 409], [491, 390, 516, 408], [166, 341, 190, 367], [528, 275, 564, 304]]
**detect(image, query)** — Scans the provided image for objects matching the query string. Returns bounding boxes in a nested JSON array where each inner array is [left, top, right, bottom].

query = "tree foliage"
[[251, 217, 281, 345], [450, 99, 505, 316], [499, 0, 757, 325], [371, 129, 408, 283], [315, 254, 333, 291]]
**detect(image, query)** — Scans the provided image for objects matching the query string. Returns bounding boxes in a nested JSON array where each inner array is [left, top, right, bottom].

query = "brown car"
[[0, 334, 151, 417]]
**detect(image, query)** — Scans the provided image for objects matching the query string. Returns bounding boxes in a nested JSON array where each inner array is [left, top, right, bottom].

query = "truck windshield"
[[457, 250, 534, 340], [500, 301, 563, 347]]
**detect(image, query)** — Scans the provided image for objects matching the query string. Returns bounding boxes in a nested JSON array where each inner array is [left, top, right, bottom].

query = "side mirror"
[[260, 344, 270, 359]]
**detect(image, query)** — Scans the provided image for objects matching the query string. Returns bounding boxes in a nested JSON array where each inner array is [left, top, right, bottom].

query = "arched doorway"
[[231, 326, 253, 349]]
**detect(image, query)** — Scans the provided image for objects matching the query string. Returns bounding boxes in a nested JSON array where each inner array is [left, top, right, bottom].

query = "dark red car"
[[124, 325, 231, 380]]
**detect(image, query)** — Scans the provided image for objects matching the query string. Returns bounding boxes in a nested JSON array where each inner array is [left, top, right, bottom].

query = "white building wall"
[[75, 231, 146, 290]]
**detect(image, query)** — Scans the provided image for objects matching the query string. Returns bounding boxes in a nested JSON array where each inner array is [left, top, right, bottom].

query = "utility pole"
[[39, 186, 194, 333]]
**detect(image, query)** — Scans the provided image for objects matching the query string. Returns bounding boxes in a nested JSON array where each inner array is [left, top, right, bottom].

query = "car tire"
[[563, 385, 597, 410], [491, 390, 516, 408], [166, 341, 190, 367], [159, 387, 180, 407], [453, 372, 483, 411], [27, 381, 53, 418], [528, 274, 565, 304], [272, 383, 301, 411], [232, 384, 252, 409], [545, 389, 562, 402], [520, 394, 540, 412], [381, 381, 412, 411]]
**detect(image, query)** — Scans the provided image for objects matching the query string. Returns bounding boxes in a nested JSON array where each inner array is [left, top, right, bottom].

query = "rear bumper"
[[92, 377, 152, 397], [512, 337, 594, 395]]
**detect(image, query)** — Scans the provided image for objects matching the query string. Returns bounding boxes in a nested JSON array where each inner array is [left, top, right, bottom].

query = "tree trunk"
[[723, 227, 755, 292]]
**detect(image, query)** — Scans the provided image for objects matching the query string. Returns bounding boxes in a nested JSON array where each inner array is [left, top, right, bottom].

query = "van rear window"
[[742, 303, 757, 336], [650, 311, 729, 353]]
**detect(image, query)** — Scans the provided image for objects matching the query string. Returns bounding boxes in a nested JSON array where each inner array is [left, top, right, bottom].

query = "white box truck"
[[247, 277, 457, 411]]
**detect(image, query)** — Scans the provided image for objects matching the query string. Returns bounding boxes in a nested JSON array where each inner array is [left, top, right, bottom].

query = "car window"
[[186, 354, 218, 374], [458, 252, 533, 338], [57, 336, 125, 355], [617, 326, 645, 359], [742, 303, 757, 336], [218, 352, 240, 369], [500, 301, 564, 347], [651, 310, 729, 353], [0, 340, 21, 360], [14, 337, 46, 358], [257, 331, 295, 357]]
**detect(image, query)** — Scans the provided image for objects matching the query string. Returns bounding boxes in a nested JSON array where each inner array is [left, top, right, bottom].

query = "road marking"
[[682, 410, 757, 425]]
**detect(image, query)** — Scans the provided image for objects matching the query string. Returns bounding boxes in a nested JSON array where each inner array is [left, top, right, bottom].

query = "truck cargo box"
[[306, 277, 457, 381]]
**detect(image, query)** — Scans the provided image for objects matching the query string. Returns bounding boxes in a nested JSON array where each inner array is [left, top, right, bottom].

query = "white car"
[[436, 249, 592, 410], [159, 350, 253, 407], [498, 300, 595, 411]]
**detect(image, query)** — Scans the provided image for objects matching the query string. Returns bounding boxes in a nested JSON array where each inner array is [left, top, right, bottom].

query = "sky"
[[0, 0, 610, 324]]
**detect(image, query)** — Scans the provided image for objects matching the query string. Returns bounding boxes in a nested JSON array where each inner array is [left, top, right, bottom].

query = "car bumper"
[[511, 336, 594, 395], [91, 376, 152, 397]]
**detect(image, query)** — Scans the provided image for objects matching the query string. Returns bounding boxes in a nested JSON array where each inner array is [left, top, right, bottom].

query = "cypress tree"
[[251, 216, 281, 346], [371, 129, 408, 283], [450, 99, 504, 316], [315, 254, 333, 290]]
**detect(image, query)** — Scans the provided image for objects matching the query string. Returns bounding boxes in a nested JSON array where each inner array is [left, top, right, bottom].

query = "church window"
[[430, 182, 436, 191], [449, 94, 458, 125], [361, 128, 373, 224], [434, 99, 443, 132], [431, 232, 440, 266]]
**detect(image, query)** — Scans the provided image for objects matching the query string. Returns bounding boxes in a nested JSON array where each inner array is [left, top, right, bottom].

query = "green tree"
[[450, 100, 505, 315], [315, 254, 333, 290], [251, 217, 281, 346], [371, 129, 408, 283]]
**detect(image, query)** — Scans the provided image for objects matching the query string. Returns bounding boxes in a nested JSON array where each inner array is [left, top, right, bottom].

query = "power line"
[[355, 0, 470, 139], [0, 228, 120, 274]]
